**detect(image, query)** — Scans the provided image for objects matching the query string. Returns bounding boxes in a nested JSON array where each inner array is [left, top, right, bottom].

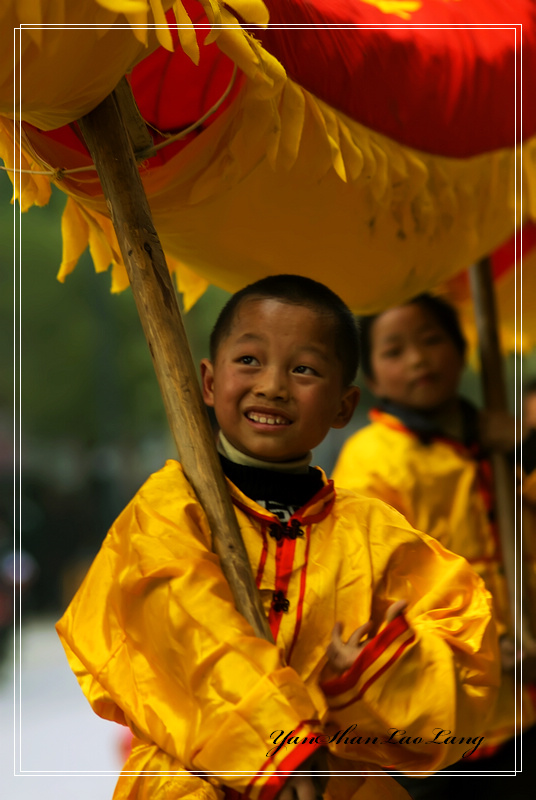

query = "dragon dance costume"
[[57, 456, 498, 799]]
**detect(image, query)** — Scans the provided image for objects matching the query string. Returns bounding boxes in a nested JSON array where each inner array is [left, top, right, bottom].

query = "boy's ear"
[[332, 386, 360, 429], [200, 358, 215, 406]]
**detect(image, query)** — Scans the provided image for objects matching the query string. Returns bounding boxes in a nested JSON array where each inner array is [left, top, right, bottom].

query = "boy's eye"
[[237, 355, 259, 366], [293, 365, 318, 376], [381, 348, 402, 359]]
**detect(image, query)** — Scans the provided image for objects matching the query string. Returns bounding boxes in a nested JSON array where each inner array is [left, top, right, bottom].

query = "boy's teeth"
[[248, 412, 288, 425]]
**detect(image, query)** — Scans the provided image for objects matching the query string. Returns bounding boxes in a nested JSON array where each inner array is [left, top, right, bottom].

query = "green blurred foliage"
[[0, 171, 231, 445]]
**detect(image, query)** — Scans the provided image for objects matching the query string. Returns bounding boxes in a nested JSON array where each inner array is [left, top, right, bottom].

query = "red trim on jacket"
[[230, 479, 335, 528], [356, 633, 416, 702], [244, 721, 324, 800], [257, 736, 324, 800], [321, 614, 411, 697], [286, 524, 312, 665], [268, 536, 298, 640]]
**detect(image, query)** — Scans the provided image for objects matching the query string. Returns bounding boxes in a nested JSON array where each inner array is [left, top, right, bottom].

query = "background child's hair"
[[210, 274, 360, 385], [359, 293, 467, 380]]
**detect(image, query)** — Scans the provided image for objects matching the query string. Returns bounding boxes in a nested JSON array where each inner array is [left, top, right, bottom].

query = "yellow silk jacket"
[[57, 460, 498, 800], [333, 409, 536, 750]]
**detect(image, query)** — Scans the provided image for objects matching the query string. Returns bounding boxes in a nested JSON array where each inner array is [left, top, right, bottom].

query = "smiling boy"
[[201, 280, 360, 465], [57, 276, 498, 800]]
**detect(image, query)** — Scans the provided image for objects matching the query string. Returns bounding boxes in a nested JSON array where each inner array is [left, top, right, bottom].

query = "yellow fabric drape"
[[1, 1, 270, 128], [2, 97, 534, 314], [2, 1, 534, 313], [57, 460, 498, 798]]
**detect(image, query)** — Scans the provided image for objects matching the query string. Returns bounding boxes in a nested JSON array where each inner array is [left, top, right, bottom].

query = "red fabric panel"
[[129, 1, 239, 133], [258, 0, 536, 156], [21, 0, 536, 176]]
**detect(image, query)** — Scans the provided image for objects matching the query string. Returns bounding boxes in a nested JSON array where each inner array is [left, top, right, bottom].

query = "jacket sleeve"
[[56, 462, 323, 800], [319, 498, 500, 774]]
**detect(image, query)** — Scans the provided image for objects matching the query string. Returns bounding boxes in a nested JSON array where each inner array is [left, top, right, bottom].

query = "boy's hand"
[[327, 600, 407, 674], [275, 751, 328, 800]]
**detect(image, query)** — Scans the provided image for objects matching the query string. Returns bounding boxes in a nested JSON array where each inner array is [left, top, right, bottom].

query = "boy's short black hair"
[[359, 293, 467, 380], [210, 274, 360, 385]]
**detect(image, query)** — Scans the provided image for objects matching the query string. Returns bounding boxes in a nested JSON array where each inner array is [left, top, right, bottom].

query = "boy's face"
[[201, 298, 359, 462], [368, 303, 464, 411]]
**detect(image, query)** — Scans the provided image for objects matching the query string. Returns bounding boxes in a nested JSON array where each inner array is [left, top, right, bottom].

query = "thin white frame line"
[[18, 20, 22, 780], [12, 21, 17, 782], [13, 16, 524, 780], [15, 22, 523, 28], [15, 25, 521, 31], [13, 768, 520, 775], [512, 29, 520, 775], [17, 21, 22, 781], [516, 21, 520, 775]]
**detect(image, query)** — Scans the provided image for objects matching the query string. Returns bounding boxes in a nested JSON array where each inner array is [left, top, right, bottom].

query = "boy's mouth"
[[245, 411, 291, 426], [413, 372, 436, 386]]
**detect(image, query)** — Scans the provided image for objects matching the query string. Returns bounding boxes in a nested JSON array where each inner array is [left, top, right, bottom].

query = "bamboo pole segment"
[[469, 257, 519, 637], [78, 87, 274, 644], [113, 77, 156, 160]]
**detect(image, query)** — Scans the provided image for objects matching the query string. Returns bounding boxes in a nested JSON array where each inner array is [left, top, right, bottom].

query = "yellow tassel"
[[173, 1, 200, 65]]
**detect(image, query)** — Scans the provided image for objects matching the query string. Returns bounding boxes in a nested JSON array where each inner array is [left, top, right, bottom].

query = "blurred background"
[[1, 166, 535, 797]]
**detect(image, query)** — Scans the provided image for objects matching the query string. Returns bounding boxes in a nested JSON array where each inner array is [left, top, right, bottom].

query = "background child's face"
[[368, 303, 464, 411], [201, 298, 359, 462]]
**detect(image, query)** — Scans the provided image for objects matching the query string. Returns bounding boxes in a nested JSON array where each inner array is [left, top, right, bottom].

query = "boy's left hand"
[[327, 600, 407, 675]]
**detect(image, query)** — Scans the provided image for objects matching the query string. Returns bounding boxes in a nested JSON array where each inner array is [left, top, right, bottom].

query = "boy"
[[333, 293, 536, 797], [57, 277, 498, 800]]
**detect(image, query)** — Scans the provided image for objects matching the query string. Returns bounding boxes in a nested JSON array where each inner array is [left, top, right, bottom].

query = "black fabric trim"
[[219, 455, 324, 508], [377, 397, 481, 448]]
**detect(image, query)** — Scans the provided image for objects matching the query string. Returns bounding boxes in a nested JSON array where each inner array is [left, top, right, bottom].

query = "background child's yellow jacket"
[[333, 409, 536, 751], [57, 460, 498, 800]]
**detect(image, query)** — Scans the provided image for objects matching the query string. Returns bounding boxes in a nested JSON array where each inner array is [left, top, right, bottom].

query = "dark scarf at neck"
[[377, 397, 481, 448], [219, 455, 325, 509]]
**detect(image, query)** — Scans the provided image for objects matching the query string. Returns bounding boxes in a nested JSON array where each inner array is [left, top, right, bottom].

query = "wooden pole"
[[469, 257, 519, 637], [78, 86, 274, 644]]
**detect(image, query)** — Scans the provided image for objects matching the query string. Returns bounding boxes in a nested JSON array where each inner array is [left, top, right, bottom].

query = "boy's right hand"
[[327, 600, 408, 675]]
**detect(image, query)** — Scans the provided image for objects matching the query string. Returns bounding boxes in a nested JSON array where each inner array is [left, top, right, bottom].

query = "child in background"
[[57, 277, 498, 800], [333, 293, 536, 798]]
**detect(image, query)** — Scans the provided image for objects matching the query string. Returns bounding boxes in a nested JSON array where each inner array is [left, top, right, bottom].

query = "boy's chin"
[[234, 440, 309, 464]]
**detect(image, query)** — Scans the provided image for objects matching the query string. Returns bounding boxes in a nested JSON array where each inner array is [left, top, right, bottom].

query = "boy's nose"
[[253, 368, 289, 400], [407, 345, 427, 368]]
